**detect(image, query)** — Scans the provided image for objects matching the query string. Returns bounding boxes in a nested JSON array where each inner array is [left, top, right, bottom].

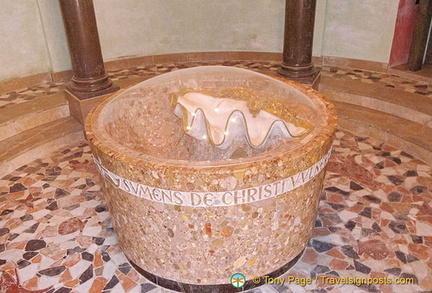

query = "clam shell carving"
[[171, 90, 310, 149]]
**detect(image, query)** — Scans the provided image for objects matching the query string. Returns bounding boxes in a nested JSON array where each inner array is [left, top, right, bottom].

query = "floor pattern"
[[1, 61, 432, 110], [1, 129, 431, 293]]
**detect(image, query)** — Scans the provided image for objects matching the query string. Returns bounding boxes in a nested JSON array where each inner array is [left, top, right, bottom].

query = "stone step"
[[0, 92, 70, 141], [333, 101, 432, 165], [0, 116, 84, 178], [319, 75, 432, 128], [0, 67, 431, 178], [0, 77, 145, 178]]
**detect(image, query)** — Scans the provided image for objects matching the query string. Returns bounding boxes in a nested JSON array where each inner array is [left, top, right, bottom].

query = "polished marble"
[[85, 66, 336, 286], [1, 61, 432, 111], [1, 61, 432, 292], [0, 128, 431, 292]]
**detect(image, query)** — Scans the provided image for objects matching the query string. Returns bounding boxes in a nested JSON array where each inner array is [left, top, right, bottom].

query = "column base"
[[129, 249, 304, 292], [65, 88, 117, 126], [66, 80, 119, 100], [277, 66, 321, 90]]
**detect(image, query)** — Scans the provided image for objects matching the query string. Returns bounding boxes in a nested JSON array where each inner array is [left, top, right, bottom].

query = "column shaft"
[[407, 0, 432, 71], [278, 0, 319, 85], [60, 0, 118, 99]]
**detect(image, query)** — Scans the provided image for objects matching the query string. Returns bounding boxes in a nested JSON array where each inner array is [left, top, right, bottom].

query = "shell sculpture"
[[170, 88, 311, 149]]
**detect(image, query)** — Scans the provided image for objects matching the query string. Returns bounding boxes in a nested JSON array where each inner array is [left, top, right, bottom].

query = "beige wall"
[[0, 0, 400, 83], [0, 0, 51, 81], [318, 0, 399, 63], [37, 0, 71, 73], [92, 0, 285, 61]]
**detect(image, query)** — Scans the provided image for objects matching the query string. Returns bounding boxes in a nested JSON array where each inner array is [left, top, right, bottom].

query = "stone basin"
[[85, 66, 337, 291]]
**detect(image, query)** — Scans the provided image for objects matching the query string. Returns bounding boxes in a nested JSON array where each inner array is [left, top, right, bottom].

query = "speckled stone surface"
[[85, 67, 337, 286], [1, 128, 431, 292], [1, 61, 432, 292]]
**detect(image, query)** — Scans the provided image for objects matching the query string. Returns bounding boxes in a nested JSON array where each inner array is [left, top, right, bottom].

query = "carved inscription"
[[93, 149, 331, 207]]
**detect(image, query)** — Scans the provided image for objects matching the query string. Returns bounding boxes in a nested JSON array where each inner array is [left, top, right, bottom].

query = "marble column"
[[407, 0, 432, 71], [278, 0, 319, 88], [60, 0, 118, 100]]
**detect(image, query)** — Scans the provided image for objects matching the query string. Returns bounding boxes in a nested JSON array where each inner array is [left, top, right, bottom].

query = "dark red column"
[[407, 0, 432, 71], [278, 0, 319, 86], [60, 0, 118, 99]]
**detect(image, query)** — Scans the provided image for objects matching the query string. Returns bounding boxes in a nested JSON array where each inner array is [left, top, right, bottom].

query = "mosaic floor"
[[1, 61, 432, 292], [1, 129, 431, 293], [1, 61, 432, 110]]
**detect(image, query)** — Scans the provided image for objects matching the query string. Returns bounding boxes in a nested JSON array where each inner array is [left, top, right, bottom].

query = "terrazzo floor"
[[1, 60, 432, 110], [1, 129, 431, 293], [1, 61, 432, 292]]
